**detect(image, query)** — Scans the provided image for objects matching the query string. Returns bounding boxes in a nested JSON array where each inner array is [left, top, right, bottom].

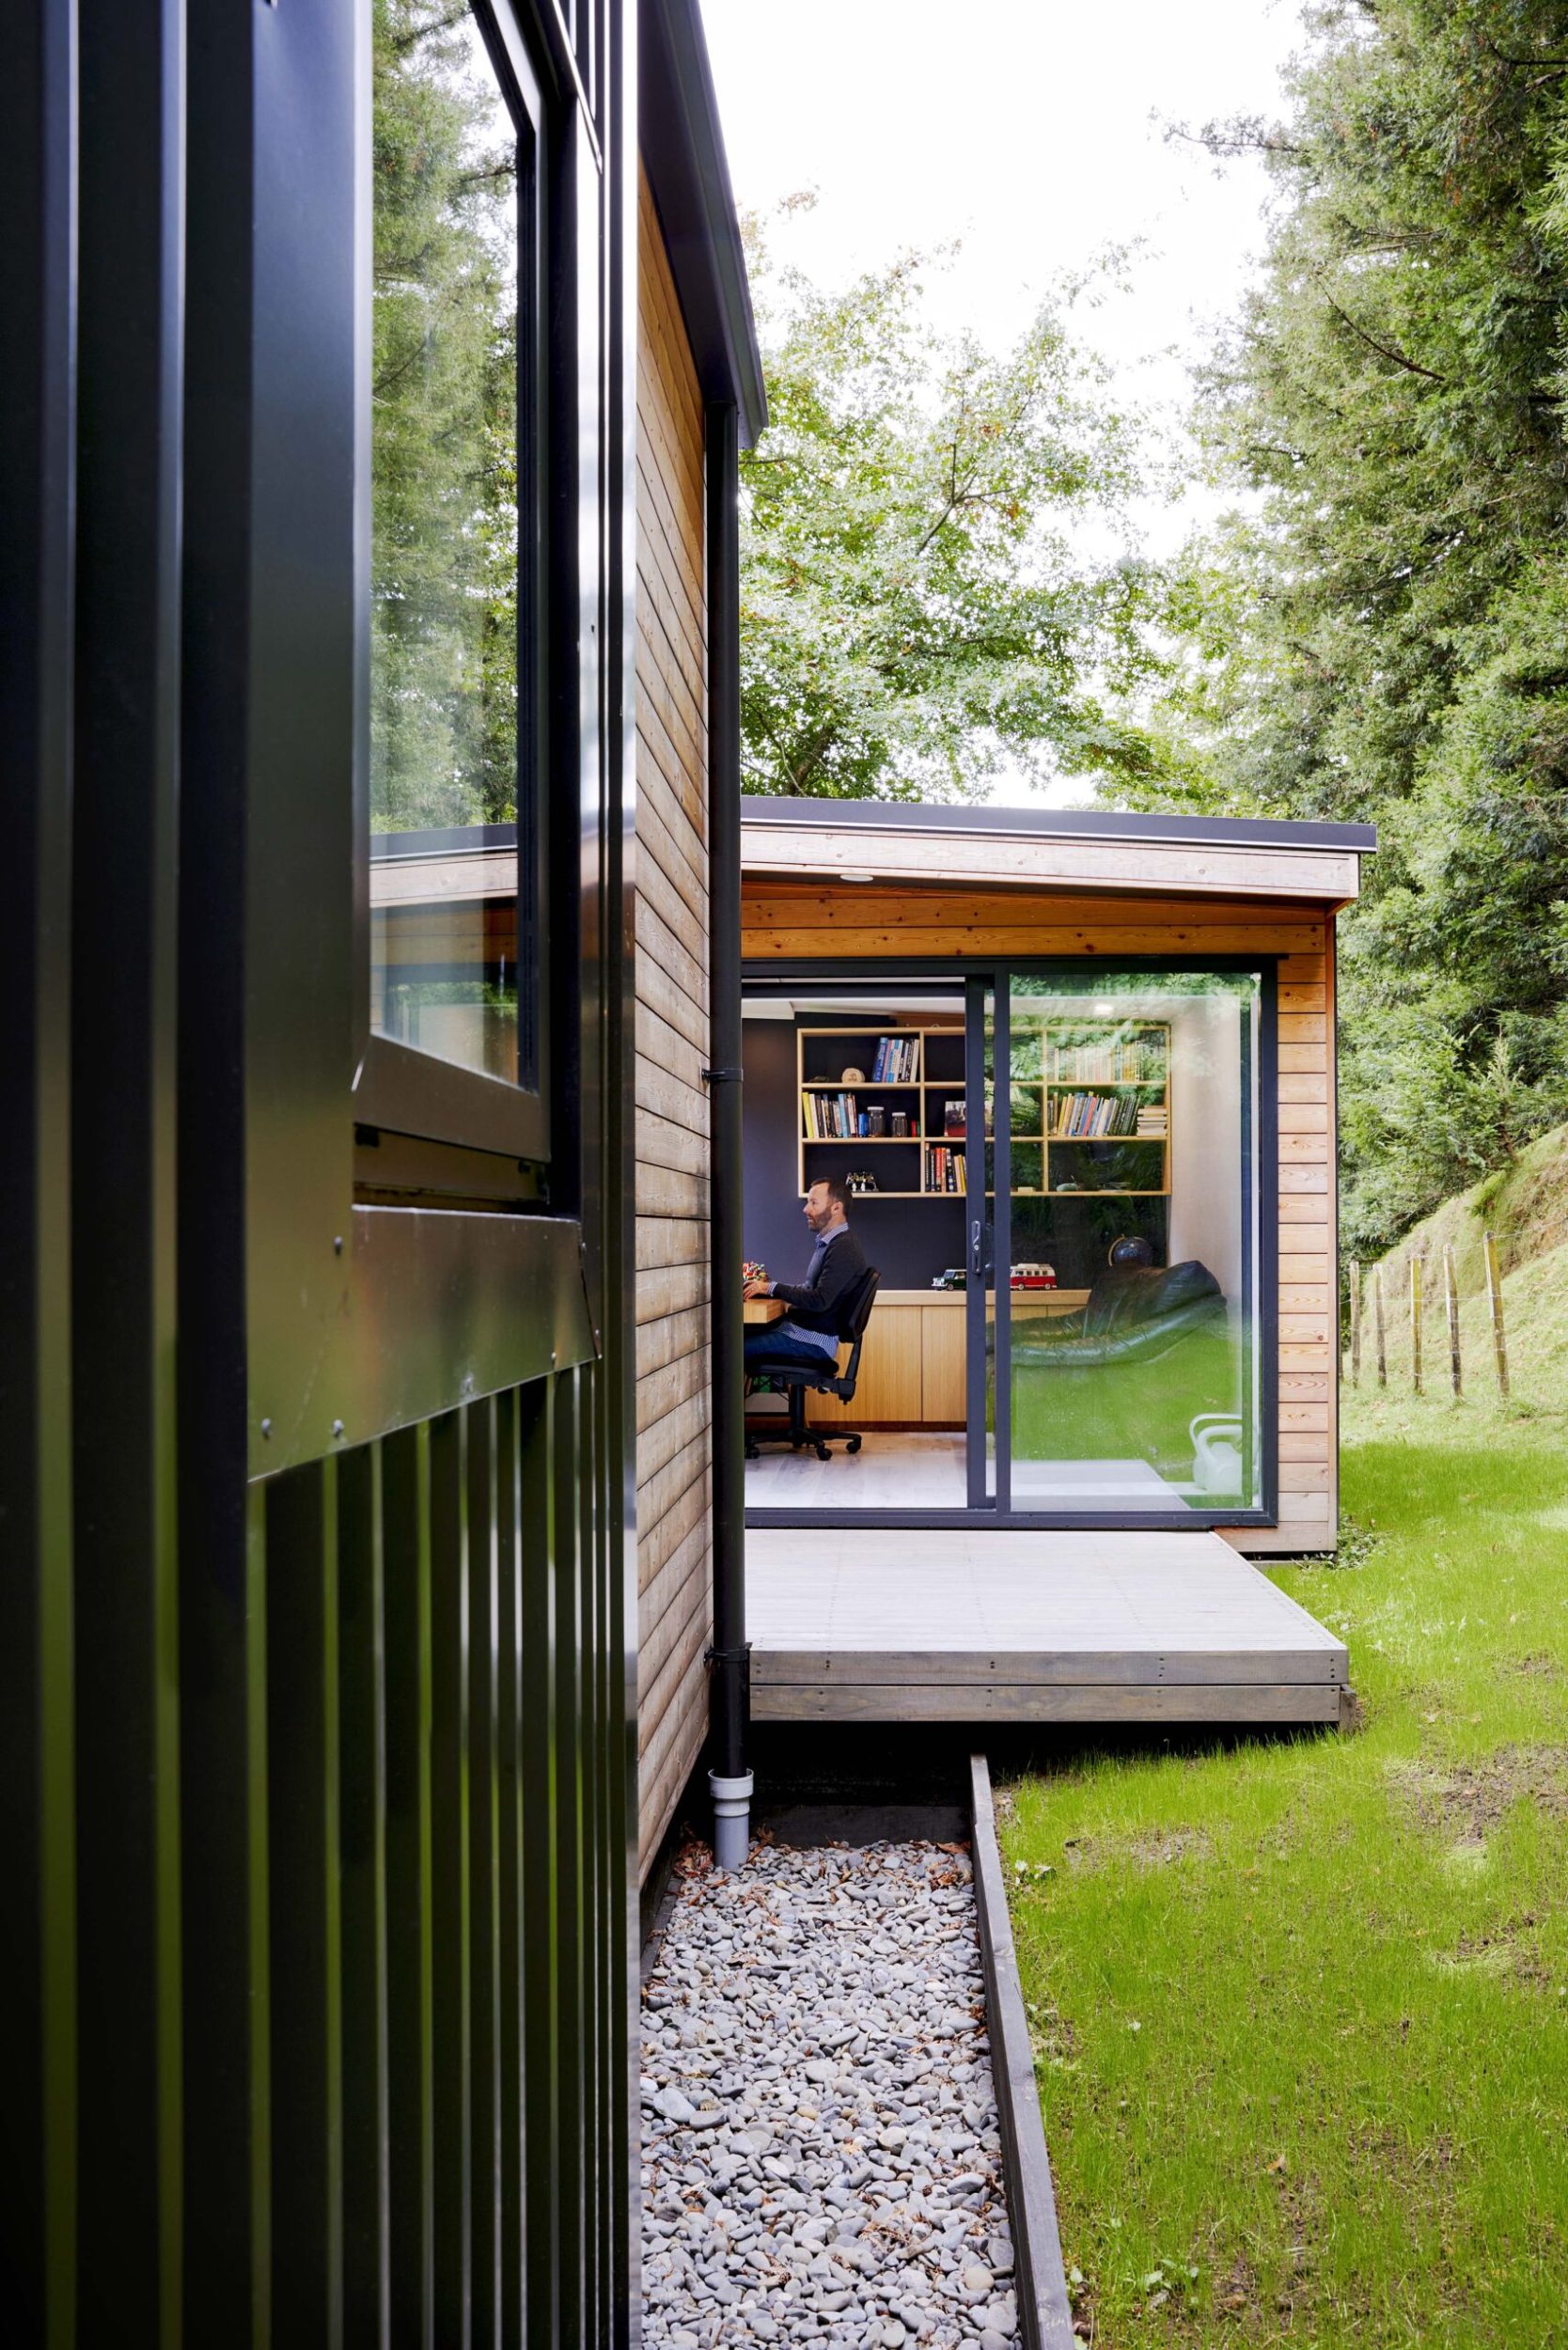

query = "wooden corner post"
[[1483, 1230, 1510, 1398]]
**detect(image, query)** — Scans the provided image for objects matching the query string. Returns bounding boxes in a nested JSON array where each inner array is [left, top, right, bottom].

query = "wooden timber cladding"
[[740, 879, 1340, 1554], [635, 166, 713, 1872]]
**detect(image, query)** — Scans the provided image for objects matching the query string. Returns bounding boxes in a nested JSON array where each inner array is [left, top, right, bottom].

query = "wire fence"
[[1344, 1235, 1510, 1400]]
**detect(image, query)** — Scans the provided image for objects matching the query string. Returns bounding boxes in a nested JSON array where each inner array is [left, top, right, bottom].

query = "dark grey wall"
[[742, 1015, 967, 1290]]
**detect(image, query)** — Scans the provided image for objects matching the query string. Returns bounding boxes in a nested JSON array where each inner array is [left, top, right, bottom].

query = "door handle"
[[971, 1217, 983, 1281]]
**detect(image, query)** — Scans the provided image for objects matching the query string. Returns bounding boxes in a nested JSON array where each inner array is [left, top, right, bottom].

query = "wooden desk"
[[745, 1287, 1095, 1423], [802, 1287, 1092, 1427]]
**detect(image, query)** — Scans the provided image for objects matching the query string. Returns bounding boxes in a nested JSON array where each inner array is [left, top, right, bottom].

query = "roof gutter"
[[737, 796, 1376, 856]]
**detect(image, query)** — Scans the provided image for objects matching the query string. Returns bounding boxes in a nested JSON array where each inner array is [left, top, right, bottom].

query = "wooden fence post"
[[1409, 1254, 1422, 1395], [1348, 1260, 1361, 1387], [1483, 1230, 1510, 1399], [1374, 1266, 1387, 1388], [1443, 1243, 1461, 1397]]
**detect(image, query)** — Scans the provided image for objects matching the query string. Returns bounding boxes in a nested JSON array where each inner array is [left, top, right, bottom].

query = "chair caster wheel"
[[846, 1434, 862, 1454], [745, 1442, 760, 1460], [815, 1443, 831, 1462]]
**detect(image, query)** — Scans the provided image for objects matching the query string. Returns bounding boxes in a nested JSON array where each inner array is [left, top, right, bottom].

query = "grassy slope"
[[1001, 1130, 1568, 2347], [1348, 1122, 1568, 1423]]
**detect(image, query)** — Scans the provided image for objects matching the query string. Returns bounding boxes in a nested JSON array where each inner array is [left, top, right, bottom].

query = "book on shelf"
[[942, 1100, 965, 1136], [1048, 1090, 1161, 1139], [1046, 1031, 1166, 1084], [924, 1144, 967, 1195], [802, 1088, 924, 1141], [870, 1036, 919, 1083], [801, 1089, 863, 1139]]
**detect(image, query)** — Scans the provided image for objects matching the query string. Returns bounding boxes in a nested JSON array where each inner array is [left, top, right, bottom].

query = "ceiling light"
[[838, 868, 876, 882]]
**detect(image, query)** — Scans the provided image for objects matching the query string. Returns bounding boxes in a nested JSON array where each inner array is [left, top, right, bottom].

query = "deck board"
[[747, 1529, 1349, 1723]]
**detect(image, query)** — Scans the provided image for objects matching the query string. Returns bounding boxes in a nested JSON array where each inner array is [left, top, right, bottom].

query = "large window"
[[741, 964, 1272, 1528], [364, 0, 547, 1147], [990, 967, 1266, 1515]]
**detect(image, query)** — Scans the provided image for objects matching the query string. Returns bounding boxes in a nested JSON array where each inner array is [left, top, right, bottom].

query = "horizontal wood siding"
[[635, 169, 711, 1872], [741, 881, 1340, 1551]]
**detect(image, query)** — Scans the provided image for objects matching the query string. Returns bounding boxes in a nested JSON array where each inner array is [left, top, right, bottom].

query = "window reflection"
[[1001, 971, 1262, 1512], [369, 0, 523, 1075]]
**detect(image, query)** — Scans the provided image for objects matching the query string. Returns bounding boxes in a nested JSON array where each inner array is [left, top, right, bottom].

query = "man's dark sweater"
[[770, 1221, 868, 1342]]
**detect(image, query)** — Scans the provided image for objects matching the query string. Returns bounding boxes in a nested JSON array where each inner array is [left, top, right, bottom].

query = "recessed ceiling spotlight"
[[838, 868, 876, 882]]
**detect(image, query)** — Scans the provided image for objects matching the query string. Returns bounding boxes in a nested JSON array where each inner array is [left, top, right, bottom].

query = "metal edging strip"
[[969, 1753, 1077, 2350]]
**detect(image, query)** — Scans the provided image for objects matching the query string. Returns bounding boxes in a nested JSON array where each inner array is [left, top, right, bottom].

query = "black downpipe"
[[704, 400, 751, 1865]]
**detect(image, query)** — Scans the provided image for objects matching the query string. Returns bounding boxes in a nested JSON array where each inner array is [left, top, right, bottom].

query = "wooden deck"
[[747, 1528, 1350, 1725]]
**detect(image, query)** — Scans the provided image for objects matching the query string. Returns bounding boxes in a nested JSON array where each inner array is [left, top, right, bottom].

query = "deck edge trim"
[[751, 1649, 1348, 1686]]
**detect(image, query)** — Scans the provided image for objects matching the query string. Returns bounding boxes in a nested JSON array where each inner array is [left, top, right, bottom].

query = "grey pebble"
[[640, 1841, 1017, 2347]]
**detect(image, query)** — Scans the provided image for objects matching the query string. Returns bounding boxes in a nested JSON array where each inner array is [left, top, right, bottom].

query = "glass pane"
[[1002, 970, 1262, 1513], [368, 3, 521, 1076], [981, 988, 1000, 1503], [740, 993, 971, 1513]]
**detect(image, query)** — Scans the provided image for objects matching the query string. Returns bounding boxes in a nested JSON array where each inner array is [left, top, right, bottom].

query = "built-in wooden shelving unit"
[[796, 1020, 1170, 1200], [1011, 1019, 1170, 1198], [796, 1026, 964, 1200]]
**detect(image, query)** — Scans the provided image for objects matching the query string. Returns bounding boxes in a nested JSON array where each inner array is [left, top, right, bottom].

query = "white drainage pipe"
[[709, 1768, 754, 1872]]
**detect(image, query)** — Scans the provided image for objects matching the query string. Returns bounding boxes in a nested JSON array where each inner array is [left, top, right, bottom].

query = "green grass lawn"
[[1002, 1380, 1568, 2342]]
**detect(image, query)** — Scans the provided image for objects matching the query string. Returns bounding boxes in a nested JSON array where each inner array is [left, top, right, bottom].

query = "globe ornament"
[[1108, 1234, 1155, 1269]]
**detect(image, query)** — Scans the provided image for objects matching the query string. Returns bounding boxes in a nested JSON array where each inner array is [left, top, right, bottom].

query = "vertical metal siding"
[[0, 0, 79, 2331], [7, 0, 638, 2338], [253, 1371, 619, 2346]]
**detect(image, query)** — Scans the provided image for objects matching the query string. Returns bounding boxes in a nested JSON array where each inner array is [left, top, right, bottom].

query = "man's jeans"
[[744, 1323, 839, 1379]]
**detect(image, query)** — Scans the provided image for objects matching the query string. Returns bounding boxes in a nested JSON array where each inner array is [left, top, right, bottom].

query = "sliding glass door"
[[971, 965, 1268, 1520]]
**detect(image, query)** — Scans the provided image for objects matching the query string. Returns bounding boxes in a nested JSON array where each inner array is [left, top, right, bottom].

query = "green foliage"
[[370, 0, 518, 831], [1003, 1418, 1568, 2347], [1136, 4, 1568, 1250], [738, 215, 1167, 800]]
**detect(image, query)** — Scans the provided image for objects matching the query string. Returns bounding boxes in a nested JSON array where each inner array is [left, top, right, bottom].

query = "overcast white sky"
[[700, 0, 1308, 803]]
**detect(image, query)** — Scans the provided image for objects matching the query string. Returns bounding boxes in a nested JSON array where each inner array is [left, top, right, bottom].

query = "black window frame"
[[353, 0, 555, 1171], [204, 0, 623, 1487], [738, 955, 1280, 1534]]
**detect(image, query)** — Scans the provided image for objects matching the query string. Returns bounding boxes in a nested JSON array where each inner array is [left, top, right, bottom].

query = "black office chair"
[[745, 1266, 880, 1464]]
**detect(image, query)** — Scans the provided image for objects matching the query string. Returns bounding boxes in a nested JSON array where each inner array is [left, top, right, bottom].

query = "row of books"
[[924, 1146, 968, 1194], [1048, 1091, 1168, 1139], [801, 1091, 931, 1139], [803, 1089, 864, 1138], [870, 1036, 920, 1082], [1045, 1038, 1166, 1083]]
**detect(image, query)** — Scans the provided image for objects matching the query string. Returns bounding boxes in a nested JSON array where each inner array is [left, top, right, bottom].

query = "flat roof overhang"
[[741, 797, 1374, 910], [367, 798, 1376, 914]]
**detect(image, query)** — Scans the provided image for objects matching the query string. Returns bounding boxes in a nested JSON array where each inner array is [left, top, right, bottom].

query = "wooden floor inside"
[[747, 1528, 1350, 1724]]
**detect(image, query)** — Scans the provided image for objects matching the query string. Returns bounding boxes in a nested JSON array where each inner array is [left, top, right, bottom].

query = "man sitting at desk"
[[743, 1176, 867, 1377]]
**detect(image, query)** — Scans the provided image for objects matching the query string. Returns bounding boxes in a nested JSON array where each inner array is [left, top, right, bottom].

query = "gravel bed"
[[640, 1838, 1020, 2349]]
